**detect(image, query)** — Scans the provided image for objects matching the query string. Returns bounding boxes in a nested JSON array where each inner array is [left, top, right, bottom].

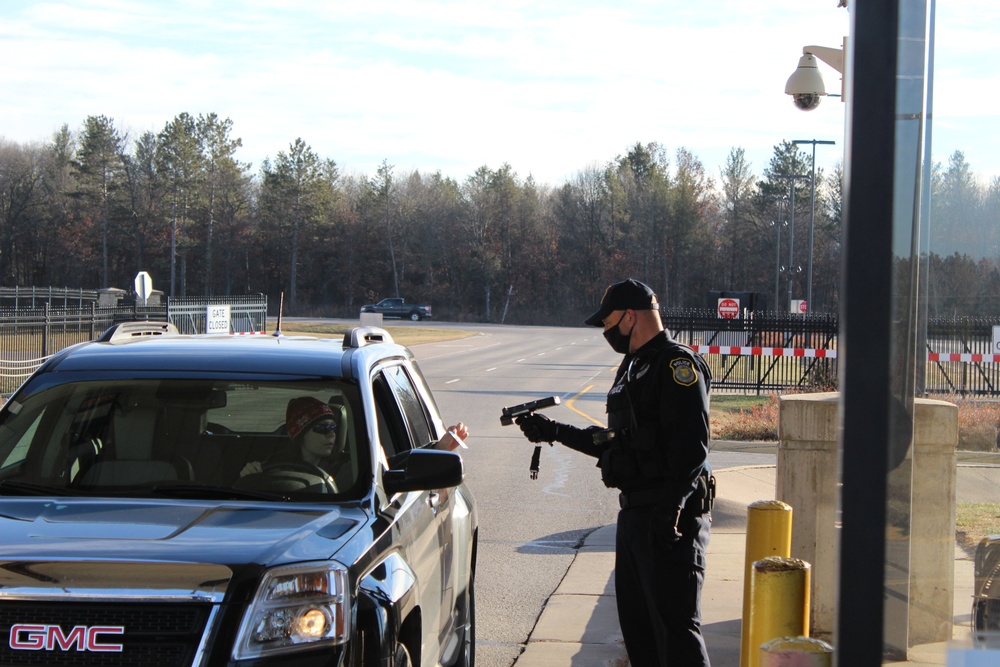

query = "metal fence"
[[0, 294, 267, 395], [925, 317, 1000, 396], [166, 295, 268, 335], [663, 310, 839, 395]]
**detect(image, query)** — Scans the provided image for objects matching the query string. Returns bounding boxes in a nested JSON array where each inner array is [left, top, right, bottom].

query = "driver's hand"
[[240, 461, 262, 477]]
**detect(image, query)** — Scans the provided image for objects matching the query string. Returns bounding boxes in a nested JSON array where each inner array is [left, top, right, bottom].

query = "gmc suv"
[[0, 322, 477, 667]]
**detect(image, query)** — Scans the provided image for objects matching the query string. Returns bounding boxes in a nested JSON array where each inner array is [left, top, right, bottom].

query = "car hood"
[[0, 497, 366, 568]]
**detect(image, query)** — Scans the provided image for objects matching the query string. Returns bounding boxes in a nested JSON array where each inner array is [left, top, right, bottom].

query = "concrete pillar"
[[909, 397, 958, 645], [776, 393, 958, 645], [776, 392, 840, 635]]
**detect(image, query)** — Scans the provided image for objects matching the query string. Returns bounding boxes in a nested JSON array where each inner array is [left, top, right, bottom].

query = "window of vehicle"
[[0, 377, 368, 499], [371, 364, 434, 462]]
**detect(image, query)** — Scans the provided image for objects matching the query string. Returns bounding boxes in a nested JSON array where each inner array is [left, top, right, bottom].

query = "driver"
[[240, 397, 345, 479]]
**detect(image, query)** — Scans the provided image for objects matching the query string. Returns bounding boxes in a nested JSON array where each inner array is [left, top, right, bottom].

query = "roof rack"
[[343, 326, 395, 349], [98, 321, 180, 343]]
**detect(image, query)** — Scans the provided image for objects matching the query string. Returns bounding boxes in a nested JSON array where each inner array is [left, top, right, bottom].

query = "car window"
[[0, 378, 368, 499], [382, 365, 435, 449], [372, 364, 435, 461]]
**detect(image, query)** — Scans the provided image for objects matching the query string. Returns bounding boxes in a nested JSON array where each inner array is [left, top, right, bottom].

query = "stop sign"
[[717, 298, 740, 319]]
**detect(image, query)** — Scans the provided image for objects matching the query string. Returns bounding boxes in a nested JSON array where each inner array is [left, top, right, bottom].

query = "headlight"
[[233, 562, 351, 660]]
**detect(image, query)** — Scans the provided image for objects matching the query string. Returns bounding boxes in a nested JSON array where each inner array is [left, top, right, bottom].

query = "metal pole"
[[767, 195, 787, 313], [774, 174, 808, 313], [793, 140, 836, 314], [775, 219, 782, 313], [788, 183, 796, 311]]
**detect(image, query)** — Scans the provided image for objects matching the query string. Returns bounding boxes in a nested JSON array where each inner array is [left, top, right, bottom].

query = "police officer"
[[517, 278, 713, 667]]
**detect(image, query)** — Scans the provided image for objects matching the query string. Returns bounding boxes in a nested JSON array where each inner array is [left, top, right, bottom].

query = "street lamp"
[[774, 173, 808, 312], [766, 195, 788, 313], [793, 139, 836, 313]]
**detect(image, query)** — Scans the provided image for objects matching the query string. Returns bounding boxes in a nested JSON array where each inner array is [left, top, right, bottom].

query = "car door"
[[385, 299, 405, 318], [371, 363, 451, 659]]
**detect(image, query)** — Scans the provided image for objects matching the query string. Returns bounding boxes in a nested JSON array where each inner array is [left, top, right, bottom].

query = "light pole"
[[793, 139, 836, 313], [774, 173, 808, 312], [766, 195, 788, 313]]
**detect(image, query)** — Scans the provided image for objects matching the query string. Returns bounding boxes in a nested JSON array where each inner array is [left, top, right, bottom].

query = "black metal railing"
[[663, 309, 839, 395]]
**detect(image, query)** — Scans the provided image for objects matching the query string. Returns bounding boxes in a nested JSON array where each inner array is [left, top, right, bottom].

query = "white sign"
[[207, 305, 231, 334], [134, 271, 153, 304], [993, 326, 1000, 354], [791, 299, 808, 314], [717, 298, 740, 319]]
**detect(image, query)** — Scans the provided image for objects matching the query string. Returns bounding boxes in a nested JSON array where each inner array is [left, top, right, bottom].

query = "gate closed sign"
[[717, 298, 740, 319], [207, 305, 231, 333]]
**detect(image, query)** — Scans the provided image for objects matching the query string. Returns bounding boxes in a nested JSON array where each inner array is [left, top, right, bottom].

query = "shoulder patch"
[[670, 358, 698, 386]]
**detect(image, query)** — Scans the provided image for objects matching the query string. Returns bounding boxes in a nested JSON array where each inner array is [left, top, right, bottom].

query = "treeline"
[[0, 113, 996, 322]]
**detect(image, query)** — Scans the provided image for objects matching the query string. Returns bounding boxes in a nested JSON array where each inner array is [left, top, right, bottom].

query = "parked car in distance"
[[361, 298, 433, 321], [0, 322, 476, 667]]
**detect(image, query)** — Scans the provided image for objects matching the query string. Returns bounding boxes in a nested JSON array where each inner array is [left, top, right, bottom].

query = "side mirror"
[[383, 449, 464, 495]]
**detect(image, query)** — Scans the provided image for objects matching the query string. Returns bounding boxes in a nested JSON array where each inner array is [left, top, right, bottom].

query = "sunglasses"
[[311, 421, 338, 434]]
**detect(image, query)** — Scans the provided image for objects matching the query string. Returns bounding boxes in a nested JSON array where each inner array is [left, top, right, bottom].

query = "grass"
[[957, 503, 1000, 552], [711, 394, 779, 442]]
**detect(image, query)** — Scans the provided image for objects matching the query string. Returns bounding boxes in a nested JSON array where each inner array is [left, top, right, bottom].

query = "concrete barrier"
[[777, 392, 958, 644]]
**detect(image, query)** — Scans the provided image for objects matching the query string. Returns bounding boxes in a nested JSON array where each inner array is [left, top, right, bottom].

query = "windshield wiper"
[[149, 483, 289, 502]]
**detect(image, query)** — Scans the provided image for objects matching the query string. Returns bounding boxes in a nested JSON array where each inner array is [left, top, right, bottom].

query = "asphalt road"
[[410, 324, 620, 667]]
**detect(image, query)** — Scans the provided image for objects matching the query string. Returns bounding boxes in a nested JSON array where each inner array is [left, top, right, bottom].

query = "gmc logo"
[[9, 624, 124, 652]]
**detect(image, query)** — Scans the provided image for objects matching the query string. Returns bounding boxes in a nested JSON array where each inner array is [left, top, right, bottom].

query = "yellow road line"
[[563, 384, 607, 427]]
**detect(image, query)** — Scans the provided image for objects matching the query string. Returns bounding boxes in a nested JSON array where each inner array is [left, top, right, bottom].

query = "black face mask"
[[603, 311, 632, 354]]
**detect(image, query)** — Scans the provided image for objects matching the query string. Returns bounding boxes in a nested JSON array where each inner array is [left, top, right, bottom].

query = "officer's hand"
[[515, 413, 560, 443], [650, 505, 683, 550]]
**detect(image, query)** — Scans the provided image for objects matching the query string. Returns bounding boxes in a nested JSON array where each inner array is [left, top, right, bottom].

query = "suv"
[[0, 322, 476, 667], [360, 299, 433, 321]]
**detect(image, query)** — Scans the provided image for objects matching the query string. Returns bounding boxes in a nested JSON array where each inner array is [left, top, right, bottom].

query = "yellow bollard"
[[740, 500, 794, 667], [760, 636, 833, 667], [747, 557, 811, 667]]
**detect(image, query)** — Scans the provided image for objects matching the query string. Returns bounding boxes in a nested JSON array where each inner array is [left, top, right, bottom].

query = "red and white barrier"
[[694, 346, 837, 358], [694, 346, 1000, 363]]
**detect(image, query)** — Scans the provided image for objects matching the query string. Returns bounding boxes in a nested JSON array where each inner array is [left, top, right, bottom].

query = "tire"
[[409, 312, 422, 321], [392, 641, 412, 667]]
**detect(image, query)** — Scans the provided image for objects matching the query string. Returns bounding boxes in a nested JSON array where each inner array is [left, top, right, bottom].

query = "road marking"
[[486, 367, 497, 372], [564, 384, 607, 427], [446, 379, 460, 384]]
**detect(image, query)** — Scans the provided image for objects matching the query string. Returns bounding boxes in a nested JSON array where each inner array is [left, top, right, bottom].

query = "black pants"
[[615, 505, 711, 667]]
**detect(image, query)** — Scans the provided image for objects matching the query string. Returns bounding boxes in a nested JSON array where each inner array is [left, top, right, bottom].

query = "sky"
[[1, 0, 998, 189]]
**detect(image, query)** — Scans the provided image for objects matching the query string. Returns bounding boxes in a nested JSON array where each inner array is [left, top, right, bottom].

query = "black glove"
[[649, 505, 683, 550], [516, 413, 560, 443]]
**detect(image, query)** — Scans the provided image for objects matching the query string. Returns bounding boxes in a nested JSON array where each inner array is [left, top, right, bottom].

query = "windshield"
[[0, 377, 369, 500]]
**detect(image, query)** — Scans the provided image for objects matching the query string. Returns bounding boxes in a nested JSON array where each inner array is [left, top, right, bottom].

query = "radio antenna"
[[272, 292, 284, 337]]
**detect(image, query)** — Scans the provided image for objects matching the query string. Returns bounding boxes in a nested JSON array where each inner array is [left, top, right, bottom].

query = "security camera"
[[785, 53, 826, 112]]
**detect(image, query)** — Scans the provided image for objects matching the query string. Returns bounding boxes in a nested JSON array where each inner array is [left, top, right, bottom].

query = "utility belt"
[[618, 470, 716, 514]]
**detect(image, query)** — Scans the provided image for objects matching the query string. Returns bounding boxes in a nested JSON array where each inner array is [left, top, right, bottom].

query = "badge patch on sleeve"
[[670, 358, 698, 386]]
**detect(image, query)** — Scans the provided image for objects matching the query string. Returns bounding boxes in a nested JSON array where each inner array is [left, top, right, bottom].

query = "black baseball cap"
[[584, 279, 659, 326]]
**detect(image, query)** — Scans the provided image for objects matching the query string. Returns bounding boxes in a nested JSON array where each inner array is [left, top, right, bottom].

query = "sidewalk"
[[514, 464, 985, 667]]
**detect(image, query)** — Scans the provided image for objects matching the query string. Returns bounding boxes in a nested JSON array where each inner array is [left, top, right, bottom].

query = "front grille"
[[0, 600, 211, 667]]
